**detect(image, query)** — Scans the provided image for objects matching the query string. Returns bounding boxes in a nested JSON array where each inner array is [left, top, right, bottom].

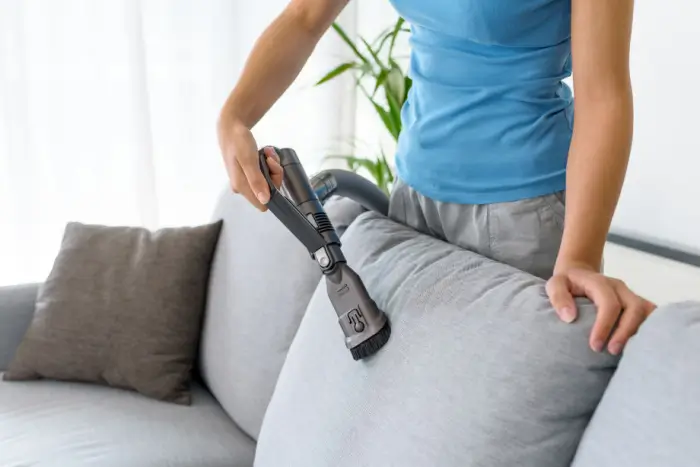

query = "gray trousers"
[[387, 178, 567, 280]]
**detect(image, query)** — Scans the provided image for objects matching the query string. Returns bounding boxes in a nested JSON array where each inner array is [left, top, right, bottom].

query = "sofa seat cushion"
[[0, 377, 255, 467], [254, 211, 620, 467]]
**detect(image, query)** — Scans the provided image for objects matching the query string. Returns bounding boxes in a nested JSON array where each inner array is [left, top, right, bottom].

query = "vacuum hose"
[[259, 147, 391, 361], [310, 169, 389, 216]]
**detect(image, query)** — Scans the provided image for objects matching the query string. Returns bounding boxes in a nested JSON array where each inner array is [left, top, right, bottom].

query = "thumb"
[[546, 275, 578, 323]]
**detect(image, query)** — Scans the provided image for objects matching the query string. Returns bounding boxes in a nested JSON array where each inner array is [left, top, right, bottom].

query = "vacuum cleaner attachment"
[[259, 147, 391, 360]]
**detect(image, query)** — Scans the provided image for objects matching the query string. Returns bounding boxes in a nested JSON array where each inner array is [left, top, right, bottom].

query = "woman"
[[217, 0, 655, 355]]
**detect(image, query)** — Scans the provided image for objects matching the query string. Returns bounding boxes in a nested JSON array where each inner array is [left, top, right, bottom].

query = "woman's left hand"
[[546, 263, 657, 356]]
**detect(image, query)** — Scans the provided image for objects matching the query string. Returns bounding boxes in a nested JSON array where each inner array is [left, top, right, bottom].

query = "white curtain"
[[0, 0, 359, 286]]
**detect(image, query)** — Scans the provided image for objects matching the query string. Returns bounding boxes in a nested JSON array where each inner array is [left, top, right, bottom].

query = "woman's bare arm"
[[218, 0, 350, 209], [556, 0, 635, 272], [548, 0, 655, 355]]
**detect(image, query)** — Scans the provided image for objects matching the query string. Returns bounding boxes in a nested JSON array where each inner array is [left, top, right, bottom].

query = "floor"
[[603, 243, 700, 306]]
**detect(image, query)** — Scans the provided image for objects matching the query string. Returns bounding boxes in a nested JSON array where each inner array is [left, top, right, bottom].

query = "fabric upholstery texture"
[[0, 283, 38, 371], [0, 378, 255, 466], [571, 301, 700, 467], [255, 211, 620, 467], [199, 191, 366, 440], [3, 221, 223, 405]]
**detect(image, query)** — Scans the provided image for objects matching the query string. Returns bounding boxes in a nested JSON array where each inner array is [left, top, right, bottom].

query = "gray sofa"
[[1, 188, 699, 466]]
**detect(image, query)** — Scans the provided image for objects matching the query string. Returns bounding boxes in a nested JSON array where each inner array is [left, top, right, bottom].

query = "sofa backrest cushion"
[[198, 191, 365, 440], [571, 301, 700, 467], [254, 211, 620, 467]]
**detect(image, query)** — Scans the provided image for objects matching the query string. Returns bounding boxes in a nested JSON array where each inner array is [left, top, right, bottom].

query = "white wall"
[[609, 2, 700, 253], [604, 243, 700, 306]]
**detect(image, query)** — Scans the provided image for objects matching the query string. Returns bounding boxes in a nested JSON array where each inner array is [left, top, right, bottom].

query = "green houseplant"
[[316, 17, 411, 194]]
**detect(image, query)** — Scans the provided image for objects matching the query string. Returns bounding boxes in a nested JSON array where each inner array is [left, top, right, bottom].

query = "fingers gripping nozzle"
[[258, 147, 342, 272], [259, 147, 391, 360]]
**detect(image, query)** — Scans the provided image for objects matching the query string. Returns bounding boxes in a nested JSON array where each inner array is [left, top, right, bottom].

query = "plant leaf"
[[374, 100, 400, 141], [357, 78, 401, 140], [323, 151, 394, 194], [361, 37, 386, 70], [373, 69, 389, 97], [332, 22, 370, 65], [375, 31, 394, 55], [388, 17, 406, 58], [332, 155, 378, 176], [374, 23, 404, 55], [375, 157, 386, 187], [376, 149, 394, 193], [372, 25, 392, 47], [385, 78, 404, 138], [322, 18, 407, 190], [381, 150, 395, 183], [386, 64, 405, 106], [315, 62, 357, 86], [355, 61, 376, 82], [403, 75, 413, 103]]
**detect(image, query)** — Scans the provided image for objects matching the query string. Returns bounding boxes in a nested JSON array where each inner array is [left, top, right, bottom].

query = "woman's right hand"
[[217, 117, 284, 211]]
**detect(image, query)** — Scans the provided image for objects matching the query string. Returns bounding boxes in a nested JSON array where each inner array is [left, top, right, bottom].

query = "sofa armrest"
[[571, 300, 700, 466], [0, 283, 39, 371]]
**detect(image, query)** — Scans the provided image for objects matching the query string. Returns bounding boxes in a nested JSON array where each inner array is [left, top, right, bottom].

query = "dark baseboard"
[[607, 233, 700, 268]]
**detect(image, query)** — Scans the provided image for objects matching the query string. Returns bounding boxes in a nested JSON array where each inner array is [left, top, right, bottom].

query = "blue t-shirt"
[[389, 0, 574, 204]]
